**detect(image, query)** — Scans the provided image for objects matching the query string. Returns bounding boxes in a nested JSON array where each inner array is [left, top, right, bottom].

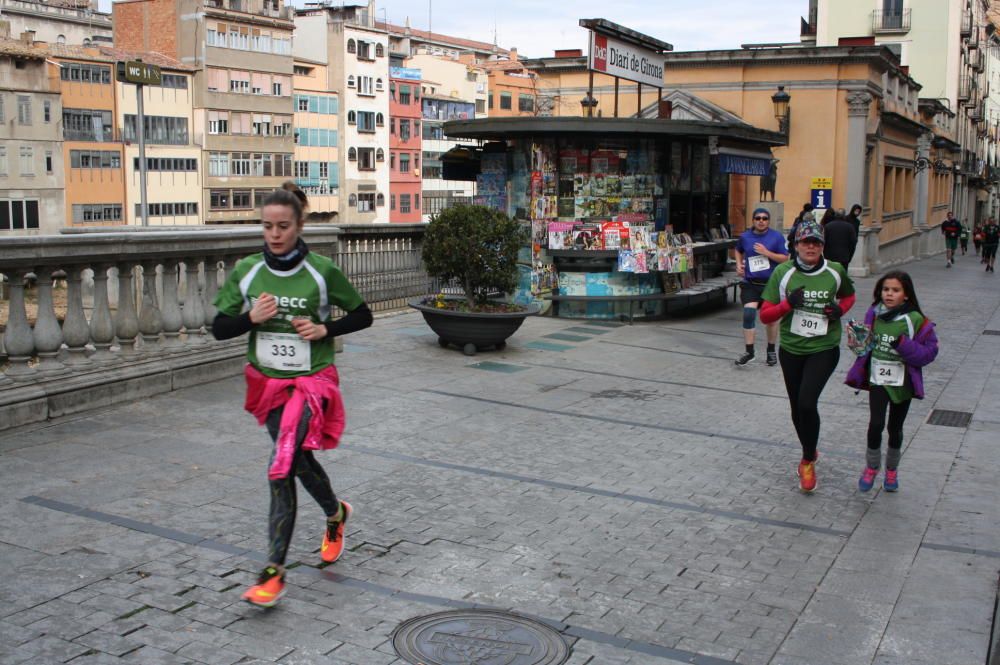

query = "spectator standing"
[[846, 204, 863, 235], [823, 209, 859, 267], [941, 212, 962, 267], [982, 217, 999, 273]]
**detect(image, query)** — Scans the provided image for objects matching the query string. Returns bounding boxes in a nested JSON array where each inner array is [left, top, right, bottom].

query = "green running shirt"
[[214, 252, 364, 378], [870, 310, 924, 403], [761, 259, 855, 356]]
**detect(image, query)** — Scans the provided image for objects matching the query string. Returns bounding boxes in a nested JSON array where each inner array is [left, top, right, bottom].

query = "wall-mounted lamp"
[[580, 93, 599, 118], [772, 85, 791, 136]]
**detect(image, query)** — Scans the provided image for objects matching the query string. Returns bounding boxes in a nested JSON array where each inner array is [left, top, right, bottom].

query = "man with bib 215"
[[734, 207, 790, 367]]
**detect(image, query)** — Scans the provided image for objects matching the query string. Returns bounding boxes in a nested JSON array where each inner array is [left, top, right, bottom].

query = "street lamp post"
[[580, 93, 598, 118], [772, 85, 791, 137]]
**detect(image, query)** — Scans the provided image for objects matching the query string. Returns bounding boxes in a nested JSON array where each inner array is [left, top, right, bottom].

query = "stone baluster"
[[2, 269, 35, 380], [160, 260, 184, 352], [89, 264, 117, 363], [203, 257, 221, 341], [114, 262, 140, 358], [31, 266, 66, 374], [182, 260, 206, 345], [138, 261, 163, 352], [61, 266, 92, 366]]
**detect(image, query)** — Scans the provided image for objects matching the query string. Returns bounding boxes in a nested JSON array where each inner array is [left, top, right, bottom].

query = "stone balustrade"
[[0, 223, 437, 430]]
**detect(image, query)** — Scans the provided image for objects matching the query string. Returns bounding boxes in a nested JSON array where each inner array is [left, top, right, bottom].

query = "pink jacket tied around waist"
[[243, 364, 345, 480]]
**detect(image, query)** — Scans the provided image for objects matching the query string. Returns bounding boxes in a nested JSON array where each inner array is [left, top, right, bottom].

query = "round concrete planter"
[[408, 297, 540, 355]]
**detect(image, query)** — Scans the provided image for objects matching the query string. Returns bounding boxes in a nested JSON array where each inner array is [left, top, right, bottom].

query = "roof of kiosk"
[[442, 117, 786, 148]]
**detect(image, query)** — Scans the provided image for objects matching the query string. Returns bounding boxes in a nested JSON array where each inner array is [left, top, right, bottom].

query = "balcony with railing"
[[873, 8, 911, 34], [961, 11, 972, 37], [0, 224, 440, 431], [959, 76, 974, 101]]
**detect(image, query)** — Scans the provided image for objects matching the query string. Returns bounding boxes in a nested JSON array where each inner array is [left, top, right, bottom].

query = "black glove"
[[890, 334, 905, 349], [786, 286, 805, 308], [823, 304, 843, 321]]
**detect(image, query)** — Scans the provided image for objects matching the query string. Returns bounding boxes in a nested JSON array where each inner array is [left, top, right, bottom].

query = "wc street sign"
[[116, 61, 162, 86]]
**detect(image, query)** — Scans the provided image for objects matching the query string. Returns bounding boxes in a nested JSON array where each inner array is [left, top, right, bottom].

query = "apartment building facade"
[[0, 0, 112, 47], [0, 37, 64, 235], [806, 0, 996, 225], [113, 0, 296, 224], [388, 66, 422, 222], [405, 53, 485, 221], [295, 2, 390, 224], [293, 58, 339, 221]]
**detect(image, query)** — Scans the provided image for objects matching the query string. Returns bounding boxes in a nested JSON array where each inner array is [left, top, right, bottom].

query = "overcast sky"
[[99, 1, 809, 57]]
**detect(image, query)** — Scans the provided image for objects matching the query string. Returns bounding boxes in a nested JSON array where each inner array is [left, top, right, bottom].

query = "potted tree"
[[409, 204, 539, 355]]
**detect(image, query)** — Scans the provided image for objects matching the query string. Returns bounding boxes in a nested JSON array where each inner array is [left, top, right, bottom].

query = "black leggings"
[[264, 405, 340, 566], [778, 346, 840, 461], [983, 244, 998, 262], [867, 385, 911, 452]]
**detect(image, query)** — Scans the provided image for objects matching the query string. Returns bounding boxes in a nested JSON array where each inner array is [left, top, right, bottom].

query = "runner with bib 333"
[[760, 218, 856, 493]]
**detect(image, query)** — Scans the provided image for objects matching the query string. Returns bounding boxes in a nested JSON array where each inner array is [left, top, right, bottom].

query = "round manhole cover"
[[391, 609, 569, 665]]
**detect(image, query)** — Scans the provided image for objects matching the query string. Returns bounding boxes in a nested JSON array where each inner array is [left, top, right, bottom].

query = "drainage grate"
[[984, 330, 1000, 336], [392, 609, 569, 665], [927, 410, 973, 428]]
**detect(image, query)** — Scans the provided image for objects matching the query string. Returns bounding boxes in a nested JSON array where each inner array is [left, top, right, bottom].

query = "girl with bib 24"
[[212, 188, 373, 607], [845, 271, 938, 493]]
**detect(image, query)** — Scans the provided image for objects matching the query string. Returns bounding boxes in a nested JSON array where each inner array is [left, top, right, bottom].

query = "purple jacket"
[[845, 306, 939, 399]]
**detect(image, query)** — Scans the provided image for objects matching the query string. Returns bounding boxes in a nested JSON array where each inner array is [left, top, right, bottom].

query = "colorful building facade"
[[389, 66, 422, 222], [293, 58, 340, 221]]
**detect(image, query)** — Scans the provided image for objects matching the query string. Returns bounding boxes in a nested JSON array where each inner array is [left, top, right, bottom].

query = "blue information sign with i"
[[809, 177, 833, 211]]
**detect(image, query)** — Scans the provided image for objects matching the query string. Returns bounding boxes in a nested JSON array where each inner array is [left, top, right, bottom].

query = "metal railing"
[[873, 8, 911, 33]]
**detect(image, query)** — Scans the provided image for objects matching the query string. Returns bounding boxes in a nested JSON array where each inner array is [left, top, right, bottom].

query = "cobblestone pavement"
[[2, 250, 999, 665]]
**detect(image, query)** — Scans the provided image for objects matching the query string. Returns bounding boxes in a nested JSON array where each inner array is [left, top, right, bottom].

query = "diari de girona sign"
[[589, 32, 664, 88]]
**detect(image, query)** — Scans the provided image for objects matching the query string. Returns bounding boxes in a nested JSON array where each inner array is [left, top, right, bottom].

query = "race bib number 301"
[[790, 309, 828, 338], [256, 331, 311, 371]]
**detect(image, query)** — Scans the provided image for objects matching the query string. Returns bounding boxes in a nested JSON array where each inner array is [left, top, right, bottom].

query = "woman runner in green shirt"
[[760, 218, 856, 493]]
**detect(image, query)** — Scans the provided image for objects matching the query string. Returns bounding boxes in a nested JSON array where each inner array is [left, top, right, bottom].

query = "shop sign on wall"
[[589, 32, 664, 88]]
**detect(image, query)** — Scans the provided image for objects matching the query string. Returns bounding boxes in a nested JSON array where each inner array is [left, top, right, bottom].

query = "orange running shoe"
[[242, 566, 285, 607], [321, 500, 352, 563], [797, 459, 817, 493]]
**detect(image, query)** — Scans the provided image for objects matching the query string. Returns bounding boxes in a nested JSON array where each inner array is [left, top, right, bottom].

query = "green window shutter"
[[308, 161, 320, 179], [329, 162, 338, 186]]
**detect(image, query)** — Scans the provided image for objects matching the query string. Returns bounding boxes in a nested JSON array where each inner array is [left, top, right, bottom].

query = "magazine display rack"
[[442, 118, 783, 320]]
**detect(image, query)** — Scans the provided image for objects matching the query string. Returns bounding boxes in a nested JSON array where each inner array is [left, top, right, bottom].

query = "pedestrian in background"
[[973, 221, 985, 258], [212, 188, 373, 607], [822, 208, 858, 268], [959, 221, 969, 255], [982, 217, 1000, 273], [760, 219, 856, 493], [941, 211, 962, 267], [787, 203, 814, 260], [846, 271, 938, 492], [846, 204, 863, 235], [734, 207, 789, 367]]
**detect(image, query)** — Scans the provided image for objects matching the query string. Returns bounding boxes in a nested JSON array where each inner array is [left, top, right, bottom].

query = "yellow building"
[[525, 45, 953, 275], [293, 58, 339, 221], [107, 48, 200, 226]]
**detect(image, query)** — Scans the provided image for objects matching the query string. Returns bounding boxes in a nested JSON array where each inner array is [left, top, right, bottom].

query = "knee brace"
[[742, 306, 758, 330]]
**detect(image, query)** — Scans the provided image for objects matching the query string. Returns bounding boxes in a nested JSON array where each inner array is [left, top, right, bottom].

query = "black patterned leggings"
[[778, 346, 840, 462], [264, 405, 340, 566]]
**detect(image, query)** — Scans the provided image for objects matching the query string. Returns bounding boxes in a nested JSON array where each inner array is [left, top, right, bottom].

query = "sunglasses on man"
[[753, 215, 769, 221]]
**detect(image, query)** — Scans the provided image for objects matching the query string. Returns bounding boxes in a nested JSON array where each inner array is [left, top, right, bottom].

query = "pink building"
[[389, 67, 422, 222]]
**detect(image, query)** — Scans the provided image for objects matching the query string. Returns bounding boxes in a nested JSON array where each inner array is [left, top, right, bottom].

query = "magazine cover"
[[572, 223, 603, 250], [634, 250, 648, 274], [617, 250, 637, 272], [601, 221, 631, 250], [629, 224, 653, 251], [547, 221, 575, 249]]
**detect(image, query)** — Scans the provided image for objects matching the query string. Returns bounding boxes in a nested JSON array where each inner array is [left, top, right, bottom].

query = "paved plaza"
[[1, 251, 999, 665]]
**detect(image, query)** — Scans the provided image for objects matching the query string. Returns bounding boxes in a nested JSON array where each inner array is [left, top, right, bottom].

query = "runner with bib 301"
[[760, 218, 856, 493]]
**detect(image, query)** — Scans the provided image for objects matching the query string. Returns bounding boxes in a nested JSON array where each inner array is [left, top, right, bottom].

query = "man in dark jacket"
[[823, 209, 858, 267]]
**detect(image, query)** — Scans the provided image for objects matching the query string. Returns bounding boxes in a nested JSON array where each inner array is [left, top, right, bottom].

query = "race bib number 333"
[[256, 331, 310, 371]]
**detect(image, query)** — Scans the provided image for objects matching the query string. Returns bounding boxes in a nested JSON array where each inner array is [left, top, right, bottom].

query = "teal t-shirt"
[[870, 310, 924, 403], [214, 252, 364, 378], [761, 259, 855, 355]]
